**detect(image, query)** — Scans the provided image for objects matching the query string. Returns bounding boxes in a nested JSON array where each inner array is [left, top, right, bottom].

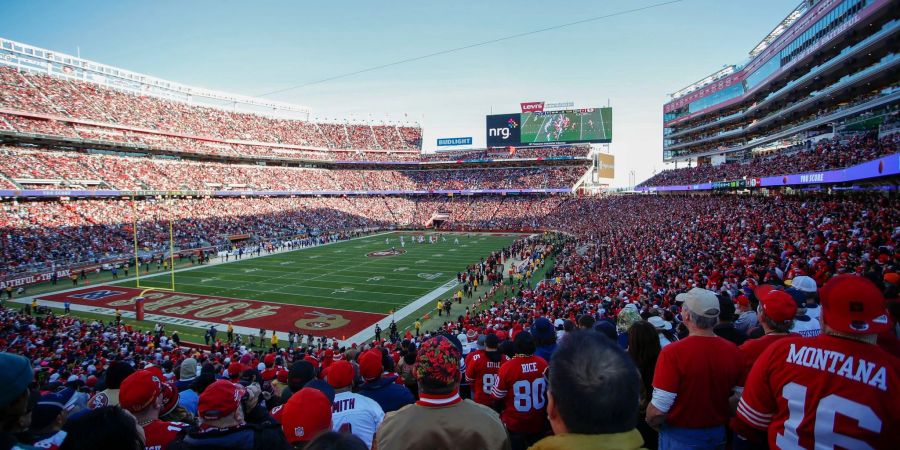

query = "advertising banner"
[[520, 102, 545, 113], [636, 153, 899, 192], [485, 113, 521, 147], [436, 137, 473, 146], [597, 154, 615, 179]]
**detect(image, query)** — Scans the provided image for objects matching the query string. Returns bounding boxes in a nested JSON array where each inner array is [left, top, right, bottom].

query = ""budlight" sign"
[[437, 137, 473, 146]]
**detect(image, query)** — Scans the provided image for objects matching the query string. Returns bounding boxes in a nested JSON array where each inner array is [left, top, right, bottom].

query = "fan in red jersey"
[[119, 370, 189, 450], [491, 331, 549, 450], [736, 275, 900, 449], [465, 333, 510, 407]]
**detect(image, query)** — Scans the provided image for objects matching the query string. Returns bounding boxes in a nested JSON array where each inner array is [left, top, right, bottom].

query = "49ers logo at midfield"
[[295, 311, 351, 331], [366, 249, 406, 257]]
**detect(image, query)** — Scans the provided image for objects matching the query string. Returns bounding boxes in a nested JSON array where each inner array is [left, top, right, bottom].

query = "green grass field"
[[520, 108, 612, 143], [121, 231, 524, 314]]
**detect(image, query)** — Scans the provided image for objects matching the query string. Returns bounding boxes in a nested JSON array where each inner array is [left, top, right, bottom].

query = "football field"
[[35, 231, 524, 341], [520, 108, 612, 143]]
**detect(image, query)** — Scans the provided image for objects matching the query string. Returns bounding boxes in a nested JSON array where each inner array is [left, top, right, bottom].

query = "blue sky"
[[1, 0, 794, 186]]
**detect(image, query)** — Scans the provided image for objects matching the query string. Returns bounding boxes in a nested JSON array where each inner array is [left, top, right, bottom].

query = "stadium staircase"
[[367, 125, 380, 149], [393, 126, 405, 147], [571, 166, 591, 192], [0, 172, 20, 189], [381, 197, 403, 225], [19, 72, 69, 117], [66, 79, 117, 122]]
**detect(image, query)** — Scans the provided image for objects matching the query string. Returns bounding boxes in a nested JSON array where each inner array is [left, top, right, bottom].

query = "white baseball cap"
[[790, 276, 817, 293], [675, 288, 720, 318], [648, 316, 672, 331]]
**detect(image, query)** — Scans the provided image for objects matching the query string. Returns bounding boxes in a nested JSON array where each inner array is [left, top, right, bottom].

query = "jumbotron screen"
[[520, 108, 612, 144]]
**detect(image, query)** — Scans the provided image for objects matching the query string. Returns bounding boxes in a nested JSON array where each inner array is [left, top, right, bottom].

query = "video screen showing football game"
[[520, 107, 612, 144]]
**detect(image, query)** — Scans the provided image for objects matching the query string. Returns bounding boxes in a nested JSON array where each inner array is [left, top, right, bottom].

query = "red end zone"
[[37, 286, 385, 337]]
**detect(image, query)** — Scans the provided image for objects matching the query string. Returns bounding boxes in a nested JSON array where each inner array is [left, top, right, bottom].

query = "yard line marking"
[[345, 278, 460, 345]]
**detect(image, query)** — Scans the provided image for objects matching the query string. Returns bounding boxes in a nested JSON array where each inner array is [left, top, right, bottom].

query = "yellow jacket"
[[529, 430, 645, 450]]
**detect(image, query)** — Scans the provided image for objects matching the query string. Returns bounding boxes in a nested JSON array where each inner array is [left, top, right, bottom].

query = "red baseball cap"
[[264, 354, 276, 366], [199, 380, 246, 420], [753, 284, 777, 301], [325, 360, 354, 389], [281, 388, 332, 443], [759, 291, 797, 323], [276, 369, 288, 383], [145, 365, 165, 381], [227, 362, 243, 380], [160, 383, 179, 417], [735, 295, 750, 308], [119, 370, 162, 413], [820, 275, 891, 334], [358, 350, 383, 382]]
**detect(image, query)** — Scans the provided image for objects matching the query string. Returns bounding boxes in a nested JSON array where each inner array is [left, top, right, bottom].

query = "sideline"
[[12, 230, 527, 346], [344, 278, 460, 345], [11, 230, 396, 344]]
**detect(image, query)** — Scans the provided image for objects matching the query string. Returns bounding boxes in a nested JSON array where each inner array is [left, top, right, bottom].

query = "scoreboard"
[[487, 107, 612, 147]]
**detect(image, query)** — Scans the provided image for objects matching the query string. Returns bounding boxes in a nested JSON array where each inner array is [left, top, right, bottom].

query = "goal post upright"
[[132, 194, 142, 289], [131, 193, 176, 292], [168, 210, 175, 291]]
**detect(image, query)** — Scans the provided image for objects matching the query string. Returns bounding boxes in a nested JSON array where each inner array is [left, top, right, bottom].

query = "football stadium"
[[0, 1, 898, 449]]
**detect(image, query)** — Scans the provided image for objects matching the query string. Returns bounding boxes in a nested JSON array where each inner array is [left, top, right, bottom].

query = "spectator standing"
[[730, 290, 797, 449], [325, 360, 383, 449], [60, 406, 145, 450], [89, 361, 135, 409], [119, 370, 187, 450], [357, 350, 414, 413], [531, 318, 557, 362], [376, 336, 511, 450], [647, 316, 676, 348], [280, 387, 333, 449], [530, 330, 646, 450], [628, 321, 662, 449], [646, 288, 743, 449], [492, 331, 550, 450], [0, 353, 34, 448], [465, 333, 510, 407], [28, 388, 77, 445], [713, 294, 746, 346], [733, 295, 757, 336], [787, 276, 821, 337], [736, 291, 798, 376], [735, 275, 900, 449], [168, 380, 288, 450]]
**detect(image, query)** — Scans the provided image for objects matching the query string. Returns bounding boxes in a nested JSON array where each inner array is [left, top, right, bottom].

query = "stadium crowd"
[[0, 192, 897, 450], [640, 132, 898, 187], [0, 147, 585, 192], [1, 194, 575, 274], [0, 67, 598, 164], [0, 66, 422, 159]]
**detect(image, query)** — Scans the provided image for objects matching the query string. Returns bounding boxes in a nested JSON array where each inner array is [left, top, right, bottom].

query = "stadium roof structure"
[[669, 66, 737, 100], [747, 1, 810, 59], [669, 0, 813, 101], [0, 37, 312, 120]]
